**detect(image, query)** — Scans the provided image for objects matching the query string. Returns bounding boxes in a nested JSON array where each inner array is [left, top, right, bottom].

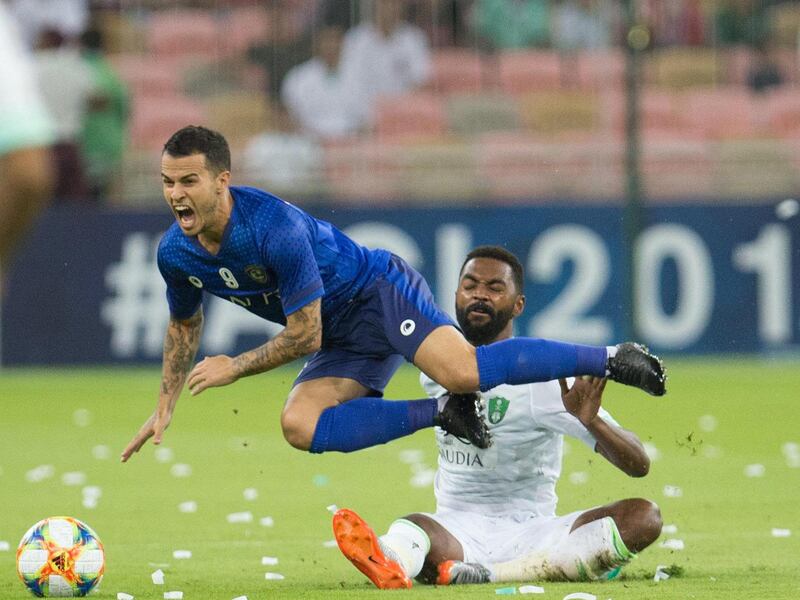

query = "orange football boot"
[[333, 508, 412, 589]]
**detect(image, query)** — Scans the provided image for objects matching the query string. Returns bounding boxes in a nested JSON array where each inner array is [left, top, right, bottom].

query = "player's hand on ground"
[[559, 376, 606, 427], [120, 410, 172, 463], [187, 355, 239, 395]]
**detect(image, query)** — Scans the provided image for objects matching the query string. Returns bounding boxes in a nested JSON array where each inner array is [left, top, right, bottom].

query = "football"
[[16, 516, 105, 597]]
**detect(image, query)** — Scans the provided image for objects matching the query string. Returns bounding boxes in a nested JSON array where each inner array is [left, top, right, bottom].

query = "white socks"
[[489, 517, 635, 582], [605, 345, 618, 375], [378, 519, 431, 579]]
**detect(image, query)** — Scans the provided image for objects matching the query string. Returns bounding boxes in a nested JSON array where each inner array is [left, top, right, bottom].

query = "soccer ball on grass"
[[16, 516, 105, 597]]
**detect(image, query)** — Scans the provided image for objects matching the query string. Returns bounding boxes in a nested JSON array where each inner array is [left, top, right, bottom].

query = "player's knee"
[[631, 498, 662, 548], [280, 406, 313, 451]]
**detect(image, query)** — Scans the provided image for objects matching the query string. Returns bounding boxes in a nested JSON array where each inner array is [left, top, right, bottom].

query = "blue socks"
[[476, 338, 607, 392], [310, 397, 438, 453]]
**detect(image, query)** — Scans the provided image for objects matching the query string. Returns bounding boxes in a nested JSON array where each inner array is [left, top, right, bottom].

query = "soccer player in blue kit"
[[121, 126, 666, 463]]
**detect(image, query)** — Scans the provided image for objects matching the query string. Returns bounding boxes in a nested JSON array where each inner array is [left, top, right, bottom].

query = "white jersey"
[[421, 374, 620, 518]]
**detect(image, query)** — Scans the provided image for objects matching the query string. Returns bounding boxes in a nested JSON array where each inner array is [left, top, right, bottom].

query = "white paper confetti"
[[568, 471, 589, 485], [82, 496, 98, 509], [702, 445, 722, 459], [73, 408, 92, 427], [776, 198, 799, 220], [178, 501, 197, 514], [83, 485, 102, 499], [771, 528, 791, 537], [117, 593, 135, 600], [163, 592, 183, 600], [261, 556, 279, 566], [92, 445, 111, 460], [0, 541, 10, 551], [410, 469, 436, 487], [519, 584, 545, 593], [698, 414, 718, 432], [170, 464, 192, 478], [231, 596, 248, 600], [264, 572, 285, 580], [744, 464, 765, 478], [151, 569, 165, 585], [227, 511, 253, 524], [398, 449, 425, 464], [781, 442, 800, 468], [172, 550, 192, 559], [312, 474, 329, 486], [326, 504, 338, 514], [25, 464, 55, 483], [243, 488, 258, 501], [563, 593, 596, 600], [322, 540, 338, 548], [663, 485, 683, 498], [155, 447, 174, 463], [662, 524, 678, 535], [660, 538, 685, 550], [259, 516, 274, 527], [654, 565, 670, 582], [62, 471, 87, 486]]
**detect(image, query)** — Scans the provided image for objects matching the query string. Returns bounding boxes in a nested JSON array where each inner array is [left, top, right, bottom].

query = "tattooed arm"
[[185, 298, 322, 396], [120, 309, 203, 462]]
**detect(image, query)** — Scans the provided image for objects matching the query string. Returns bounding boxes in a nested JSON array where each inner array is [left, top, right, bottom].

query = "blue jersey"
[[157, 186, 391, 329]]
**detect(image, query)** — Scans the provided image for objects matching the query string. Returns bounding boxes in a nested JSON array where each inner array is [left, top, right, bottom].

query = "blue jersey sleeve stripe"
[[282, 281, 325, 316]]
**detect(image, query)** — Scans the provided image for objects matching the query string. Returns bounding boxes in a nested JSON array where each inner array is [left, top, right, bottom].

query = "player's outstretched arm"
[[121, 309, 203, 462], [185, 298, 322, 396], [559, 377, 650, 477]]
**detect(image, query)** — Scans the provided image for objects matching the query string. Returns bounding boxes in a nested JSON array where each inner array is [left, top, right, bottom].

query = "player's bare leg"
[[281, 377, 369, 450], [571, 498, 662, 553], [413, 325, 480, 393], [402, 513, 464, 584]]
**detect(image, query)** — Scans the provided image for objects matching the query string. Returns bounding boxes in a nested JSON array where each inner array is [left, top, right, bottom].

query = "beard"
[[456, 301, 514, 346]]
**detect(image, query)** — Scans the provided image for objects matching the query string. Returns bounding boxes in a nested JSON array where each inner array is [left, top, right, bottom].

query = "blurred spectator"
[[281, 25, 367, 139], [714, 0, 768, 47], [34, 28, 93, 202], [8, 0, 88, 47], [472, 0, 551, 49], [340, 0, 431, 123], [551, 0, 615, 51], [79, 28, 130, 201], [747, 41, 785, 93], [0, 2, 54, 267]]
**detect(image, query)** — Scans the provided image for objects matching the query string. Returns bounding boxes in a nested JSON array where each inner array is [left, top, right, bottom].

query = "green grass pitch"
[[1, 359, 799, 599]]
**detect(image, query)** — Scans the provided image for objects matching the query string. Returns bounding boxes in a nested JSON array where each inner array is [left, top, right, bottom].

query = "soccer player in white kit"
[[333, 245, 663, 588]]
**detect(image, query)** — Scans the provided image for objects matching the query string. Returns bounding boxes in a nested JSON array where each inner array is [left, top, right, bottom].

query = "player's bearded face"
[[456, 300, 514, 346], [161, 153, 226, 237]]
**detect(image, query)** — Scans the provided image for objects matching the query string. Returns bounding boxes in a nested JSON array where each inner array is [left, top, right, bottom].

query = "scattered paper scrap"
[[563, 593, 596, 600], [264, 572, 285, 580], [259, 516, 274, 527], [243, 488, 258, 501], [0, 541, 10, 551], [312, 474, 329, 487], [73, 408, 92, 427], [178, 501, 197, 514], [398, 449, 425, 464], [654, 565, 670, 582], [163, 592, 183, 600], [662, 524, 678, 535], [172, 550, 192, 559], [771, 528, 791, 537], [698, 415, 718, 432], [702, 445, 722, 459], [568, 471, 588, 485], [781, 442, 800, 468], [231, 596, 247, 600], [227, 511, 253, 524], [25, 464, 55, 483], [326, 504, 338, 514], [663, 485, 683, 498], [322, 540, 338, 548], [92, 445, 111, 460], [776, 198, 799, 220], [62, 472, 87, 486], [83, 485, 102, 499], [261, 556, 279, 566], [82, 497, 98, 509], [170, 464, 192, 478], [495, 587, 516, 595], [410, 469, 436, 488], [519, 585, 545, 593], [744, 464, 765, 478], [155, 448, 174, 463], [151, 569, 165, 585], [660, 538, 685, 550], [117, 593, 134, 600]]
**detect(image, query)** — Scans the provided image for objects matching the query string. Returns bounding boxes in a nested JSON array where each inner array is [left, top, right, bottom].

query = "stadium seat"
[[129, 95, 206, 150], [764, 88, 800, 138], [518, 91, 599, 135], [497, 50, 566, 94], [576, 49, 625, 90], [203, 92, 271, 148], [323, 139, 400, 201], [683, 87, 758, 139], [430, 49, 490, 93], [147, 10, 224, 59], [446, 93, 520, 136], [374, 93, 446, 140], [713, 139, 795, 198], [645, 47, 720, 89], [393, 141, 479, 200], [111, 54, 183, 97], [221, 6, 272, 54]]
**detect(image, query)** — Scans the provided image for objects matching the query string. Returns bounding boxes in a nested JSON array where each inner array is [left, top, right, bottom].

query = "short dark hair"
[[163, 126, 231, 174], [460, 245, 524, 293]]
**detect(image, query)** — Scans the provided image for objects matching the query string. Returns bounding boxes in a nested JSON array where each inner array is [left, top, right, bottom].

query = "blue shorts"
[[294, 254, 455, 394]]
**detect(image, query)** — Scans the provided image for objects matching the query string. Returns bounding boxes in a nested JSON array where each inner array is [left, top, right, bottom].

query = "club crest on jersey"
[[487, 396, 510, 424], [245, 264, 268, 284]]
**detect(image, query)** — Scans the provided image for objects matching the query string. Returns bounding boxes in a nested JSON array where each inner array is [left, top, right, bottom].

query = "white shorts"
[[425, 507, 592, 565]]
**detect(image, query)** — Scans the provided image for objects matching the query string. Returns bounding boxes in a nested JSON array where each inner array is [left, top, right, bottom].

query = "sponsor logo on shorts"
[[400, 319, 416, 336]]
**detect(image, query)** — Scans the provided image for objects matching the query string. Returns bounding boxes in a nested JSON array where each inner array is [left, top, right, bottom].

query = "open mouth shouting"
[[173, 205, 197, 231]]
